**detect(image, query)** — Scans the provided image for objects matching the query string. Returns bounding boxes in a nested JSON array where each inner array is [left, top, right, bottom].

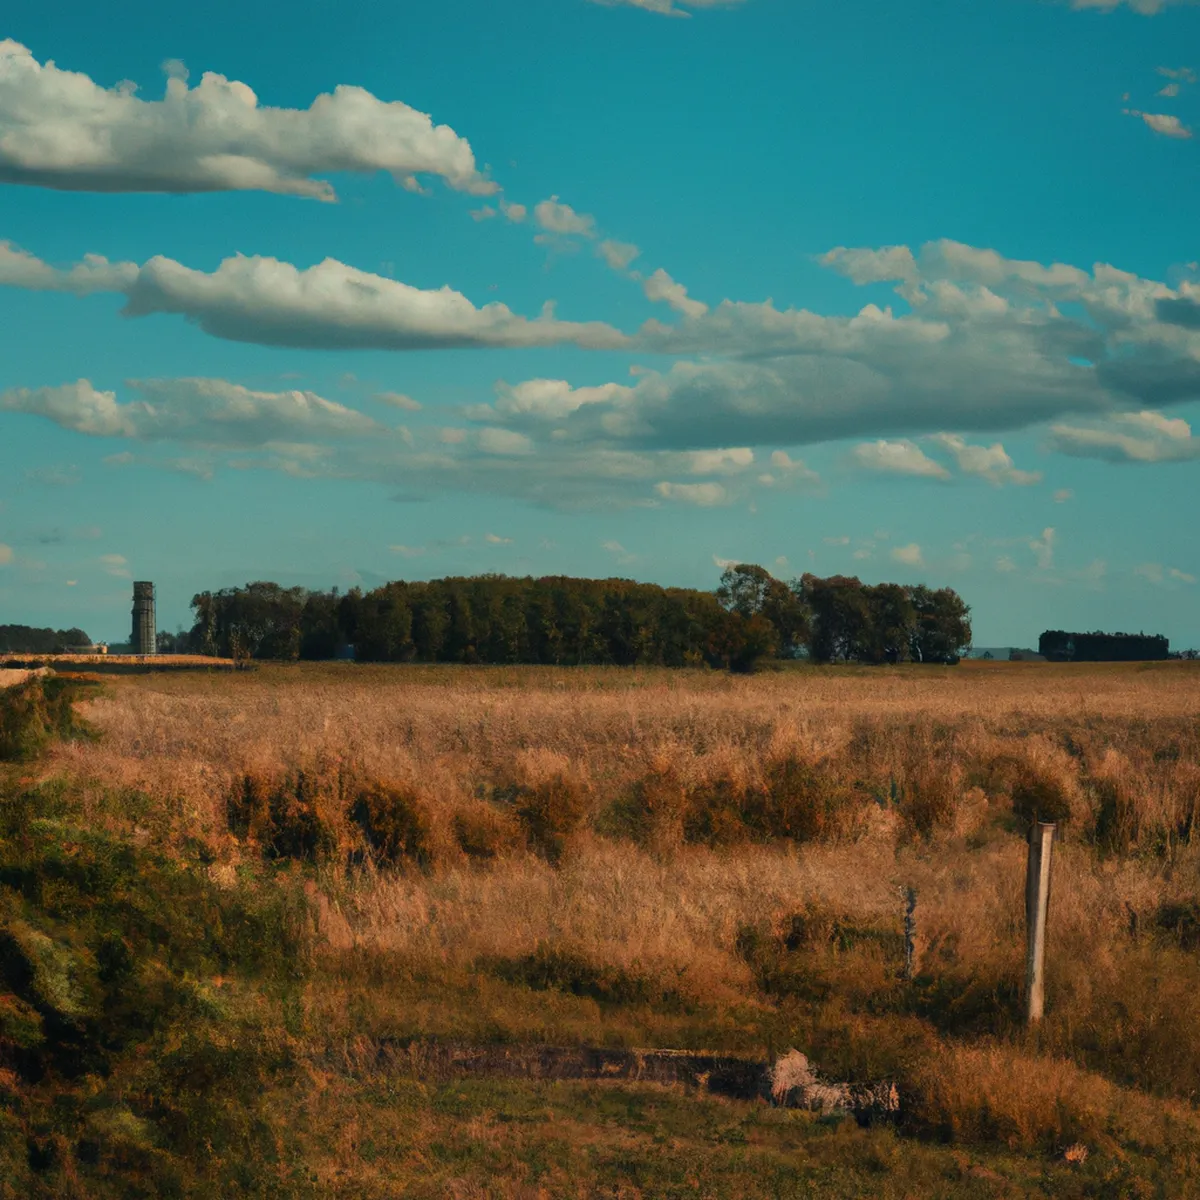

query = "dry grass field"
[[7, 658, 1200, 1196]]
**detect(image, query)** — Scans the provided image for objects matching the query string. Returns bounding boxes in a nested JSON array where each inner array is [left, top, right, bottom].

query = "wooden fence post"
[[902, 886, 918, 981], [1025, 821, 1056, 1025]]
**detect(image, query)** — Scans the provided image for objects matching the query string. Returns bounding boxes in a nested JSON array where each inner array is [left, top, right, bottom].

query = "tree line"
[[0, 624, 92, 654], [181, 565, 971, 669]]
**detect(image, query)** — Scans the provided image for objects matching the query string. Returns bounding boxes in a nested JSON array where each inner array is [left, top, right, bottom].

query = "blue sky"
[[1, 0, 1199, 646]]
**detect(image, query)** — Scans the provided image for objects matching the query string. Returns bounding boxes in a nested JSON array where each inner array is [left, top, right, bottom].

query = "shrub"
[[452, 803, 523, 861], [1011, 767, 1074, 826], [485, 943, 682, 1009], [510, 775, 588, 864], [0, 676, 88, 762], [747, 755, 856, 842], [682, 776, 749, 847], [228, 770, 340, 861], [896, 766, 959, 838], [352, 782, 432, 867]]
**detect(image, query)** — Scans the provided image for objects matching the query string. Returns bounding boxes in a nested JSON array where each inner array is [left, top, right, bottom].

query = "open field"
[[5, 659, 1200, 1196]]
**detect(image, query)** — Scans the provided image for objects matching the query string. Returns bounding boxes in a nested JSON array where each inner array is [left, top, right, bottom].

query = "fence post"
[[902, 886, 918, 981], [1025, 821, 1056, 1024]]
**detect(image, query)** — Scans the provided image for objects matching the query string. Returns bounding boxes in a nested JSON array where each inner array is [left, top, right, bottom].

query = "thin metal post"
[[1025, 822, 1056, 1024]]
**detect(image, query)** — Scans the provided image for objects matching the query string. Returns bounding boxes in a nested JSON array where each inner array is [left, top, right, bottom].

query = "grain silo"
[[131, 581, 157, 656]]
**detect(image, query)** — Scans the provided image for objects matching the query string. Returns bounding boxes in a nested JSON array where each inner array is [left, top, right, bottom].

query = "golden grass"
[[44, 658, 1200, 1159]]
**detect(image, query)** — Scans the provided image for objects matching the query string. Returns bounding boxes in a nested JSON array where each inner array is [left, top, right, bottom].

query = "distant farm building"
[[1039, 630, 1170, 662]]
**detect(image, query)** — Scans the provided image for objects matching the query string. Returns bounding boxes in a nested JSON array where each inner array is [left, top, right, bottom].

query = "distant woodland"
[[0, 624, 92, 654], [183, 566, 973, 669]]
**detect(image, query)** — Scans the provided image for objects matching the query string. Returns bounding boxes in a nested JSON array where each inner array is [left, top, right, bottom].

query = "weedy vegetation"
[[3, 659, 1200, 1196]]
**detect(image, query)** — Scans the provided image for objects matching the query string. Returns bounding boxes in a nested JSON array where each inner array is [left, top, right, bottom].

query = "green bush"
[[0, 676, 89, 762]]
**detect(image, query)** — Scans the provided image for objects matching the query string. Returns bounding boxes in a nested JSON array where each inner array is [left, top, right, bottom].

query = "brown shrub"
[[507, 775, 589, 864], [228, 769, 341, 860], [747, 755, 859, 843], [452, 803, 524, 861], [351, 782, 432, 867]]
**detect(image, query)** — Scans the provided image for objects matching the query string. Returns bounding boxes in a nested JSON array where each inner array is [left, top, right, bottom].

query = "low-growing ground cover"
[[3, 660, 1200, 1195]]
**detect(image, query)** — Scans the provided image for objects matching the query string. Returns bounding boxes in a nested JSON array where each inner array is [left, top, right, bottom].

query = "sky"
[[1, 0, 1199, 647]]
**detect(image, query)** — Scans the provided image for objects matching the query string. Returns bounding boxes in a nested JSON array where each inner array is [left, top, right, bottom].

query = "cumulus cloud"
[[534, 196, 597, 238], [123, 253, 628, 351], [1070, 0, 1194, 12], [890, 543, 924, 568], [0, 377, 382, 446], [598, 240, 641, 272], [654, 481, 729, 505], [1054, 488, 1074, 503], [588, 0, 748, 14], [603, 540, 638, 565], [484, 533, 514, 545], [850, 439, 950, 479], [375, 391, 422, 411], [0, 240, 136, 293], [99, 553, 130, 578], [929, 434, 1042, 485], [1030, 527, 1056, 570], [1124, 108, 1194, 138], [0, 544, 13, 566], [1047, 410, 1200, 462], [1171, 567, 1197, 583], [0, 241, 629, 352], [643, 268, 708, 318], [0, 40, 493, 200]]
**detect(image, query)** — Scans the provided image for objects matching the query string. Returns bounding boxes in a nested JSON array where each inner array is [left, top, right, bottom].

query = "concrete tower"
[[131, 582, 156, 656]]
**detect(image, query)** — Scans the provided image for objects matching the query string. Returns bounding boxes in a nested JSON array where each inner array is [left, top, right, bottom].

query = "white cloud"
[[123, 253, 628, 351], [1071, 0, 1194, 12], [850, 439, 950, 479], [1135, 562, 1165, 583], [824, 535, 851, 546], [0, 240, 136, 293], [890, 543, 924, 568], [1048, 410, 1200, 463], [0, 40, 493, 200], [684, 447, 754, 474], [1158, 82, 1182, 97], [1125, 108, 1194, 138], [1031, 527, 1056, 570], [0, 241, 628, 352], [477, 427, 534, 456], [1053, 488, 1074, 503], [500, 200, 527, 223], [390, 544, 426, 558], [654, 481, 728, 506], [1171, 567, 1197, 583], [1158, 66, 1198, 82], [995, 555, 1018, 573], [99, 553, 129, 578], [375, 391, 422, 411], [603, 540, 638, 565], [930, 433, 1042, 486], [598, 240, 641, 272], [534, 196, 597, 238], [0, 544, 13, 566], [588, 0, 748, 13], [484, 533, 514, 545], [0, 377, 381, 446], [642, 268, 708, 318]]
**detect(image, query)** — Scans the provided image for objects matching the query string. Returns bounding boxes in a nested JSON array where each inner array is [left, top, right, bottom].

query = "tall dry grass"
[[45, 659, 1200, 1150]]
